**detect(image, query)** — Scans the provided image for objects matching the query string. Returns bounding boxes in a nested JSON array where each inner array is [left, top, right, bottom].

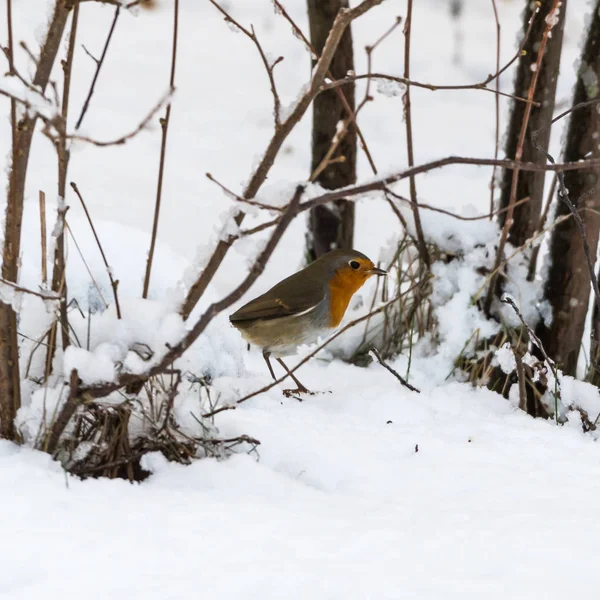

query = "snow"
[[496, 342, 517, 374], [1, 0, 600, 597], [4, 381, 600, 598]]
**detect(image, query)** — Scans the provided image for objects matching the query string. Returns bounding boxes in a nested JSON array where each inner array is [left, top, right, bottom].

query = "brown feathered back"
[[229, 249, 369, 323]]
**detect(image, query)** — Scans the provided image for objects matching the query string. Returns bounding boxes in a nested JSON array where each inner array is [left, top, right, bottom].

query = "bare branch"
[[0, 279, 59, 302], [403, 0, 429, 268], [208, 0, 283, 128], [322, 74, 535, 105], [384, 187, 532, 223], [75, 5, 120, 130], [81, 43, 99, 64], [206, 173, 284, 212], [143, 0, 179, 298], [240, 155, 600, 239], [63, 90, 171, 146], [317, 5, 539, 107]]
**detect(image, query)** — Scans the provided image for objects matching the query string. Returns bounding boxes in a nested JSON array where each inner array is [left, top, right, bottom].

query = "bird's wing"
[[229, 276, 325, 322]]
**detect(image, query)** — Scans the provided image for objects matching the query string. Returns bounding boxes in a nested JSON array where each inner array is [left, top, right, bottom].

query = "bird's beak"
[[368, 266, 387, 276]]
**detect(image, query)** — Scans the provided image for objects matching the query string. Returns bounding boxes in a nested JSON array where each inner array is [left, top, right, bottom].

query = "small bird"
[[229, 248, 387, 393]]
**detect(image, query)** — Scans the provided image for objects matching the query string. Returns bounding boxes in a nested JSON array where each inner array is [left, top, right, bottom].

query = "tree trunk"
[[498, 0, 566, 247], [536, 0, 600, 376], [0, 0, 69, 440], [306, 0, 356, 260]]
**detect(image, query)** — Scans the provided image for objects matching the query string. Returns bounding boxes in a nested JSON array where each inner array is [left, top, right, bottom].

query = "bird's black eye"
[[349, 260, 360, 270]]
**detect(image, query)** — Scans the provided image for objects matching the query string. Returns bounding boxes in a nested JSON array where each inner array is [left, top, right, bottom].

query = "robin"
[[229, 248, 387, 393]]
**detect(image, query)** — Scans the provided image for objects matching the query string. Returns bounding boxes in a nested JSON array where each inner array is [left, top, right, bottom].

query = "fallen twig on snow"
[[370, 347, 420, 393]]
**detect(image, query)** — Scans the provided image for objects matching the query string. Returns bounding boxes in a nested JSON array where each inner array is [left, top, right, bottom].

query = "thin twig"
[[206, 173, 284, 212], [0, 279, 59, 302], [485, 0, 560, 314], [544, 152, 600, 316], [39, 191, 47, 285], [370, 347, 420, 393], [384, 187, 531, 222], [209, 0, 283, 128], [80, 43, 99, 64], [322, 73, 535, 105], [489, 0, 501, 218], [75, 5, 120, 130], [403, 0, 430, 269], [24, 327, 51, 379], [70, 182, 122, 319], [240, 155, 600, 239], [0, 85, 172, 149], [64, 221, 109, 309], [472, 211, 575, 303], [142, 0, 179, 299], [318, 8, 538, 107], [67, 90, 171, 147]]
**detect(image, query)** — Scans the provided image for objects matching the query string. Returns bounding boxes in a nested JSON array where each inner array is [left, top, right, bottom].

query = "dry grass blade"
[[70, 182, 122, 319]]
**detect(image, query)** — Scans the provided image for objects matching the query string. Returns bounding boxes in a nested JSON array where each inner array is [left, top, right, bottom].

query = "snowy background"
[[1, 0, 600, 598]]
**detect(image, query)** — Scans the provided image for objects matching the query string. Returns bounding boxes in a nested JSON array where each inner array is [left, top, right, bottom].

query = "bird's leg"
[[263, 351, 311, 397], [262, 351, 277, 381], [276, 357, 310, 394]]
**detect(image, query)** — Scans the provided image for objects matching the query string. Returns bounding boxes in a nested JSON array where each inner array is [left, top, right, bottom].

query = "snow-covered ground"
[[4, 382, 600, 599], [1, 0, 599, 597]]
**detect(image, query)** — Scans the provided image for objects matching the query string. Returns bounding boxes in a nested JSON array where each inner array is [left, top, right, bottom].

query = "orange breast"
[[328, 266, 368, 327]]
